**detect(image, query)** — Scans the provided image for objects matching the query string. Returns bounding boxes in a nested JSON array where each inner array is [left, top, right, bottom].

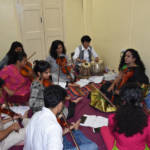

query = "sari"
[[0, 64, 31, 104], [100, 66, 149, 105], [112, 142, 150, 150], [109, 114, 150, 150]]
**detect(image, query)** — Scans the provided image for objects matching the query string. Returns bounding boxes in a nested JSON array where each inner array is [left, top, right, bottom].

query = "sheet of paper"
[[75, 79, 90, 87], [88, 76, 104, 83], [80, 114, 108, 128], [10, 106, 30, 116], [76, 76, 104, 87], [53, 82, 67, 89], [104, 72, 118, 81]]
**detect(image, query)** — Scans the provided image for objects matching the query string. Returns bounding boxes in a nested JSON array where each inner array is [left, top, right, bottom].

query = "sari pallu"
[[0, 64, 31, 104], [89, 85, 116, 112]]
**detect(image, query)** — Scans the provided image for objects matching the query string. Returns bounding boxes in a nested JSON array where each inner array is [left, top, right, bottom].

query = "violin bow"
[[57, 63, 61, 84], [27, 52, 36, 60], [90, 84, 115, 107], [99, 89, 115, 107], [61, 113, 80, 150]]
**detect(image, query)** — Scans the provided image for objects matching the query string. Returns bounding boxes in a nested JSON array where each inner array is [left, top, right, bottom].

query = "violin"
[[0, 107, 20, 118], [56, 56, 75, 82], [57, 117, 67, 128], [57, 113, 80, 150], [20, 52, 36, 81], [43, 76, 53, 87], [111, 67, 134, 102], [20, 61, 34, 80], [43, 79, 52, 87], [0, 107, 23, 128], [117, 68, 134, 89], [56, 56, 72, 74]]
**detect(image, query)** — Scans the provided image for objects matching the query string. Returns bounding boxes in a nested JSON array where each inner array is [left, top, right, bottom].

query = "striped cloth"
[[67, 82, 104, 99]]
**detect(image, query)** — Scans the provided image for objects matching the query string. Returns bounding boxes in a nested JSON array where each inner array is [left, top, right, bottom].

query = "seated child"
[[29, 60, 82, 119]]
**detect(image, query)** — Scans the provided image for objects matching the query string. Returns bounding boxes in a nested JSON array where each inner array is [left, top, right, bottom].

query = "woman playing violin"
[[0, 51, 31, 105], [101, 49, 149, 105], [46, 40, 74, 83]]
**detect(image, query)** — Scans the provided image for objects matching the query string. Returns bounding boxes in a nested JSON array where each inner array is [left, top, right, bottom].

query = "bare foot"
[[68, 83, 80, 87], [1, 104, 6, 109], [72, 97, 83, 104], [65, 96, 71, 101]]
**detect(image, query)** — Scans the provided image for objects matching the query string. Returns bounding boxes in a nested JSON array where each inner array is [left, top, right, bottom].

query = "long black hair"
[[7, 41, 25, 65], [50, 40, 66, 60], [118, 49, 145, 72], [113, 83, 148, 137], [33, 60, 50, 76], [10, 51, 27, 65], [7, 41, 24, 57]]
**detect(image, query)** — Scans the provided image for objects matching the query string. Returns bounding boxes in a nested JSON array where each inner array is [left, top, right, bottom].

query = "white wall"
[[0, 0, 84, 58], [64, 0, 84, 54], [131, 0, 150, 77], [90, 0, 150, 77], [91, 0, 132, 70], [0, 0, 21, 59]]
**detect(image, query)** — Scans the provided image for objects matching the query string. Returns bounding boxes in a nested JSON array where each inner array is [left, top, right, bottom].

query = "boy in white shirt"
[[73, 35, 99, 64]]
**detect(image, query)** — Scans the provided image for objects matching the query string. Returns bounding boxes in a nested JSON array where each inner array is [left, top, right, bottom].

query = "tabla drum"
[[79, 62, 91, 76], [90, 60, 104, 75]]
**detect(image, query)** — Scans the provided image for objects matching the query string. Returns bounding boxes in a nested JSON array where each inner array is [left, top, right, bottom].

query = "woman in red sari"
[[0, 51, 31, 105]]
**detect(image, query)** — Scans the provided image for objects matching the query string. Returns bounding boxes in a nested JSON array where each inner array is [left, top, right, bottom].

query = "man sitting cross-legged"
[[24, 85, 98, 150]]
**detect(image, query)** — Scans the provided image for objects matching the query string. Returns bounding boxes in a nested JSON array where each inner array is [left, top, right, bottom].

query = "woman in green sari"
[[101, 49, 149, 105]]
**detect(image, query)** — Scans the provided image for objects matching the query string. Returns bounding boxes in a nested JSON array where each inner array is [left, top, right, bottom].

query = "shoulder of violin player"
[[31, 80, 42, 88]]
